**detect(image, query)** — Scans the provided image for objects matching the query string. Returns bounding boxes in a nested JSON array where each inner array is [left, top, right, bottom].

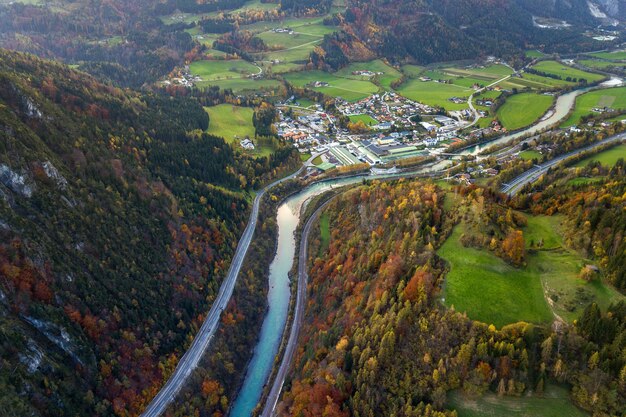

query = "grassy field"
[[588, 50, 626, 61], [531, 61, 605, 83], [447, 385, 589, 417], [160, 12, 213, 25], [439, 223, 553, 328], [526, 50, 545, 58], [196, 77, 281, 93], [205, 104, 255, 143], [189, 60, 259, 81], [318, 212, 331, 255], [561, 87, 626, 127], [578, 59, 624, 70], [283, 70, 379, 101], [574, 143, 626, 168], [397, 79, 472, 110], [523, 215, 623, 322], [439, 214, 624, 326], [335, 60, 403, 90], [520, 72, 575, 88], [519, 150, 543, 161], [248, 19, 337, 73], [400, 64, 425, 78], [349, 114, 378, 125], [496, 93, 553, 130], [257, 31, 321, 50]]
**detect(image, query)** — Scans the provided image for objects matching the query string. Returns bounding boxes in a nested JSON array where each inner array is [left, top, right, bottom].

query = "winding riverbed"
[[228, 78, 623, 417], [462, 78, 623, 155]]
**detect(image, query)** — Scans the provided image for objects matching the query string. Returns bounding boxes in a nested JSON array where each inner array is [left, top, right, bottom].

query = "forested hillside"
[[0, 49, 298, 416], [310, 0, 617, 70], [277, 178, 625, 416]]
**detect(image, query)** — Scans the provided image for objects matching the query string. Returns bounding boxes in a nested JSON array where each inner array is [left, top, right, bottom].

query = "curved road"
[[261, 132, 626, 417], [260, 198, 333, 417], [144, 66, 623, 417], [140, 157, 317, 417], [501, 133, 626, 196]]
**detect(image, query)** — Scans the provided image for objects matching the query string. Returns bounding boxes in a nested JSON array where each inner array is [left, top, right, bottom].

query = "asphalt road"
[[501, 133, 626, 196], [260, 132, 626, 417], [260, 198, 333, 417], [140, 159, 315, 417], [142, 123, 624, 417]]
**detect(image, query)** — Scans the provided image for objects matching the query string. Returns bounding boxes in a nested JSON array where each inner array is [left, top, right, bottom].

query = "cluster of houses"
[[452, 166, 499, 185], [352, 70, 384, 77], [272, 28, 295, 34], [162, 66, 201, 88], [338, 92, 434, 129], [275, 110, 336, 150], [240, 138, 255, 150], [307, 81, 329, 88]]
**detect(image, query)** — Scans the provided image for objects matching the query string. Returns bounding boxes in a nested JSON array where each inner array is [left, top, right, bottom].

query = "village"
[[274, 91, 502, 172]]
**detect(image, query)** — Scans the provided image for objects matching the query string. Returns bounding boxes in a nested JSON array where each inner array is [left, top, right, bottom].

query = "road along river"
[[229, 174, 400, 416], [233, 79, 626, 417], [144, 77, 623, 417], [462, 77, 623, 155]]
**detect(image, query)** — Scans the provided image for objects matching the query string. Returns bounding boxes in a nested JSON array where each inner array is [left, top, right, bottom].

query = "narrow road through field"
[[466, 73, 512, 128]]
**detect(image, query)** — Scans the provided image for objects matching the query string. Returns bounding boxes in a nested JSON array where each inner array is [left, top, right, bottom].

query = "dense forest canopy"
[[0, 49, 298, 416]]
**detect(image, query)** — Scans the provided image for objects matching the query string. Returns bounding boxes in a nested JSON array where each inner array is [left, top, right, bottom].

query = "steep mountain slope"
[[311, 0, 622, 69], [0, 49, 297, 416]]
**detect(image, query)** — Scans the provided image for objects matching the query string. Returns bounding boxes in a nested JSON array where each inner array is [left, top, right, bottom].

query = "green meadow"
[[283, 70, 379, 102], [447, 385, 588, 417], [561, 87, 626, 127], [496, 93, 553, 130], [205, 104, 256, 143], [588, 50, 626, 61], [439, 215, 623, 327], [397, 79, 472, 110], [190, 60, 259, 81], [574, 143, 626, 168], [349, 114, 379, 125], [531, 61, 605, 83], [334, 60, 403, 90]]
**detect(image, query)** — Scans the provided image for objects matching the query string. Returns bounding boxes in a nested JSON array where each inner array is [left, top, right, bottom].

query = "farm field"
[[530, 60, 605, 83], [190, 59, 260, 81], [256, 31, 321, 50], [578, 59, 624, 70], [447, 385, 589, 417], [205, 104, 255, 144], [574, 143, 626, 168], [283, 70, 379, 101], [397, 79, 472, 110], [561, 87, 626, 127], [334, 60, 402, 90], [438, 223, 553, 328], [588, 50, 626, 61], [520, 72, 574, 88], [251, 22, 338, 73], [496, 93, 553, 130]]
